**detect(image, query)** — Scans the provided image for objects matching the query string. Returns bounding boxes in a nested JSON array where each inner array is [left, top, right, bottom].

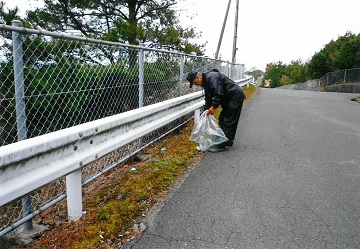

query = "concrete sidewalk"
[[130, 89, 360, 249]]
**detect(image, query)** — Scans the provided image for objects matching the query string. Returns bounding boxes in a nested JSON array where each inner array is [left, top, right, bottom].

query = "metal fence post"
[[215, 59, 220, 71], [138, 44, 145, 154], [204, 57, 209, 71], [12, 20, 33, 231], [227, 61, 231, 78], [326, 73, 329, 87], [138, 44, 145, 108], [344, 69, 347, 83], [179, 54, 184, 96]]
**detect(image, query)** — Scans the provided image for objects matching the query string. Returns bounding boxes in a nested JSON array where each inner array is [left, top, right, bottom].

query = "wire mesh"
[[0, 178, 67, 234], [277, 68, 360, 91], [321, 68, 360, 86]]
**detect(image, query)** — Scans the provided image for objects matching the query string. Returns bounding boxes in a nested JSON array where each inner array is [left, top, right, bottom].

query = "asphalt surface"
[[131, 88, 360, 249]]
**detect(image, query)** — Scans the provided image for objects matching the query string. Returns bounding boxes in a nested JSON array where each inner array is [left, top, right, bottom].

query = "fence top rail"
[[1, 21, 236, 64]]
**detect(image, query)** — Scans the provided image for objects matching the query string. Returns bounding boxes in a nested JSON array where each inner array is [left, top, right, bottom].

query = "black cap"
[[186, 71, 198, 88]]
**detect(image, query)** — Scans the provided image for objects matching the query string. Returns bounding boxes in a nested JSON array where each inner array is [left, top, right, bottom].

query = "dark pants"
[[218, 101, 243, 146]]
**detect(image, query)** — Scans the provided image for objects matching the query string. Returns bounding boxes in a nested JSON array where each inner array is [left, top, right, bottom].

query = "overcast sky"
[[181, 0, 360, 71], [5, 0, 360, 71]]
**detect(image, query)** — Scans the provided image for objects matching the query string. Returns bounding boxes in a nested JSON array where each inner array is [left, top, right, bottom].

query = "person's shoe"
[[208, 145, 226, 153], [223, 140, 233, 147]]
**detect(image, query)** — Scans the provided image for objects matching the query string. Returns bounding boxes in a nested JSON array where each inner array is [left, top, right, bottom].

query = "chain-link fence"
[[322, 68, 360, 86], [0, 21, 245, 237], [320, 68, 360, 93], [277, 68, 360, 92]]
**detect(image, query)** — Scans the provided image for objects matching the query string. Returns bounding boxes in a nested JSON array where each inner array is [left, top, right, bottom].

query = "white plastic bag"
[[189, 110, 228, 152]]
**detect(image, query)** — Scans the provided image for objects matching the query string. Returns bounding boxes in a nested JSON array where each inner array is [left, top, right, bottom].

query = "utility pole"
[[232, 0, 240, 74], [215, 0, 232, 60], [232, 0, 240, 65]]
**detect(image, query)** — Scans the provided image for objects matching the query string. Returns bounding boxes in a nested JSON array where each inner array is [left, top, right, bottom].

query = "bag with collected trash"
[[189, 110, 228, 152]]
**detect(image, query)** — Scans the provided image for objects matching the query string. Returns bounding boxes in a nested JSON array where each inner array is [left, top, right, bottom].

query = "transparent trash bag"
[[189, 110, 229, 152]]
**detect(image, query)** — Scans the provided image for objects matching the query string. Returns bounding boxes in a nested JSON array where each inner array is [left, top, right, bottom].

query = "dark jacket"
[[202, 70, 246, 111]]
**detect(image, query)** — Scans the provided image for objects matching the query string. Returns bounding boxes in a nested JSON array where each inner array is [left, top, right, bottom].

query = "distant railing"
[[277, 68, 360, 92], [0, 20, 249, 237], [323, 68, 360, 86]]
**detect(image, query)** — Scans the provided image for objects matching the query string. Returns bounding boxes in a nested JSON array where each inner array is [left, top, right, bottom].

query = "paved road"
[[132, 88, 360, 249]]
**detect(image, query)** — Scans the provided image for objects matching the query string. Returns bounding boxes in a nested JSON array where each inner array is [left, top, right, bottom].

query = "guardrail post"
[[194, 108, 200, 123], [12, 20, 33, 231], [179, 54, 184, 96], [66, 170, 83, 221]]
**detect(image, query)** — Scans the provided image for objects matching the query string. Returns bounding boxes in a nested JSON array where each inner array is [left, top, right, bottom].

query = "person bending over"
[[187, 69, 246, 152]]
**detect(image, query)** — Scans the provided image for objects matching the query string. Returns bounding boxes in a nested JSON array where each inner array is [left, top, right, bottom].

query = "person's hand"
[[208, 105, 216, 115]]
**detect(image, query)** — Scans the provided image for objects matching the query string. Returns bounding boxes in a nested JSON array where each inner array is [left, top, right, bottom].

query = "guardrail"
[[0, 67, 252, 237], [0, 91, 204, 217]]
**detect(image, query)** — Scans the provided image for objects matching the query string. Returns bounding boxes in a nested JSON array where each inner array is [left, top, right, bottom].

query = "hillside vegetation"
[[262, 32, 360, 88]]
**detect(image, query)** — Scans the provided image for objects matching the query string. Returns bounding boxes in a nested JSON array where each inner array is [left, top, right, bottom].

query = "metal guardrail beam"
[[0, 91, 204, 207], [236, 76, 254, 87]]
